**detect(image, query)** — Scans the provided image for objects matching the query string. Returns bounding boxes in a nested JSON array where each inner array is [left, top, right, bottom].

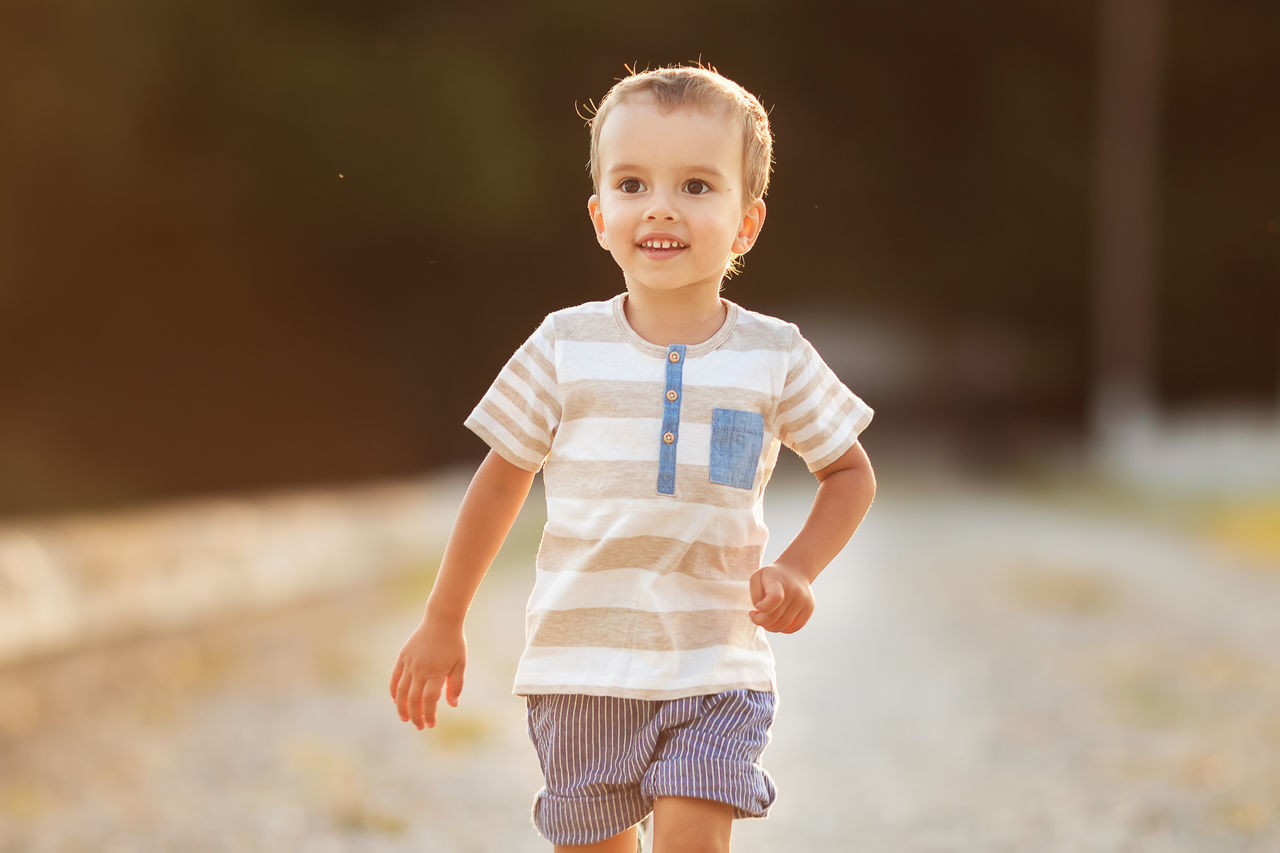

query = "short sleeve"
[[463, 315, 561, 472], [776, 327, 874, 472]]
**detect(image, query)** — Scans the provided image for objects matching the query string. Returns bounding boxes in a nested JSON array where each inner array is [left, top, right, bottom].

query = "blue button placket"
[[657, 344, 687, 495]]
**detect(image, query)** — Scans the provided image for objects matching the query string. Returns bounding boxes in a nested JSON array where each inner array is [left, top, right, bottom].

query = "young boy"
[[390, 65, 875, 852]]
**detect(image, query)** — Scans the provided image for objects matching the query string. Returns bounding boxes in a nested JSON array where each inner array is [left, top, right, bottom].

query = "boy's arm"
[[390, 449, 537, 729], [749, 440, 876, 633]]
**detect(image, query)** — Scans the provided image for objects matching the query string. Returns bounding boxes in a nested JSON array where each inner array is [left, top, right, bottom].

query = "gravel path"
[[1, 467, 1277, 851]]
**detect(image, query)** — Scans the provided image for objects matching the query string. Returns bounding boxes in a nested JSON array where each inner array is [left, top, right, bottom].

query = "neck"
[[622, 284, 727, 346]]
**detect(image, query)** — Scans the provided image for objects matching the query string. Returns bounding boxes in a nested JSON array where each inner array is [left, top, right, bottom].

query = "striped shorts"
[[525, 689, 776, 846]]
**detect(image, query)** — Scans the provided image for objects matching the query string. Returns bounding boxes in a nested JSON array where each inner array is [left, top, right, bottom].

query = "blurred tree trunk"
[[1092, 0, 1167, 437]]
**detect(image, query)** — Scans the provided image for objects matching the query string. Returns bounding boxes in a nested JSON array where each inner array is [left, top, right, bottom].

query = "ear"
[[732, 198, 767, 255], [587, 194, 609, 249]]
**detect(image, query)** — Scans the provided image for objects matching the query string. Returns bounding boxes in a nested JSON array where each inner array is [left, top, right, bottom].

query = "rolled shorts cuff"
[[642, 756, 776, 819], [532, 788, 649, 847]]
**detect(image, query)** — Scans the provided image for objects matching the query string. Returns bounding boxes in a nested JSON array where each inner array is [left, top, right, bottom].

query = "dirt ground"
[[2, 461, 1278, 852]]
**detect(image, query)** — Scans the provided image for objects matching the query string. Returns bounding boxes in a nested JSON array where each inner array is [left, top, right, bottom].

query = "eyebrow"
[[605, 163, 728, 178]]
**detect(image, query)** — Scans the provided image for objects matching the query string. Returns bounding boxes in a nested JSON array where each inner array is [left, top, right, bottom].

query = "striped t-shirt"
[[464, 294, 873, 700]]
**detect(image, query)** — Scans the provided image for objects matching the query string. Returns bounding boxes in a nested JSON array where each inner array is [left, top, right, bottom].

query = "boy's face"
[[588, 96, 766, 296]]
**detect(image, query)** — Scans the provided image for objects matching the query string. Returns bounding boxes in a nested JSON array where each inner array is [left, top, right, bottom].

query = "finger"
[[750, 606, 786, 631], [750, 581, 785, 623], [395, 668, 414, 721], [753, 576, 785, 612], [779, 606, 811, 634], [783, 594, 818, 633], [407, 675, 427, 728], [788, 596, 815, 630], [749, 602, 784, 626], [411, 676, 434, 729], [759, 598, 804, 633], [418, 676, 446, 729], [748, 570, 765, 606], [790, 604, 814, 633], [777, 599, 805, 632], [446, 662, 465, 707], [389, 658, 405, 700]]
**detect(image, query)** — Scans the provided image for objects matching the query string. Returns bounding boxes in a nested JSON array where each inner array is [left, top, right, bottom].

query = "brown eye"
[[619, 178, 644, 194], [684, 179, 710, 195]]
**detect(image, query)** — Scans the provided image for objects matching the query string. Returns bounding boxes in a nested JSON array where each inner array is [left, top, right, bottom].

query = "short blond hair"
[[587, 64, 773, 206]]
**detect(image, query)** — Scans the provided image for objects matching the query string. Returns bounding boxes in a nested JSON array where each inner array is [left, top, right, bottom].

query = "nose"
[[644, 187, 678, 221]]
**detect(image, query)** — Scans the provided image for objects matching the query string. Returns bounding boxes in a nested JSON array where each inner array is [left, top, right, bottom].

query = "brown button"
[[666, 389, 678, 402], [662, 432, 675, 444], [668, 351, 681, 363]]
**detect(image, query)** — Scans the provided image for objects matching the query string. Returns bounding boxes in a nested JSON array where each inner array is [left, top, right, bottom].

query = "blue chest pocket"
[[709, 409, 765, 490]]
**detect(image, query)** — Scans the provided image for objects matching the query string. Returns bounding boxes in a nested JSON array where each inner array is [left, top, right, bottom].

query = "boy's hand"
[[748, 562, 815, 633], [389, 619, 467, 730]]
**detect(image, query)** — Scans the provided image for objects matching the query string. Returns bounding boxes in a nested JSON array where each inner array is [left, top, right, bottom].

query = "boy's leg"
[[553, 825, 638, 853], [651, 797, 733, 853], [639, 690, 775, 852]]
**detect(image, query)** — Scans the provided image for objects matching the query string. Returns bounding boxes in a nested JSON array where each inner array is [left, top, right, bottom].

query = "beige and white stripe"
[[464, 294, 872, 700]]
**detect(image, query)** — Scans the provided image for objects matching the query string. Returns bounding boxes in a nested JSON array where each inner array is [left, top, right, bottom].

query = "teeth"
[[643, 240, 682, 249]]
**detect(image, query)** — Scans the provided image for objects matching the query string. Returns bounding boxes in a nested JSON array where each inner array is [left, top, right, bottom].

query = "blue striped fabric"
[[526, 690, 776, 846]]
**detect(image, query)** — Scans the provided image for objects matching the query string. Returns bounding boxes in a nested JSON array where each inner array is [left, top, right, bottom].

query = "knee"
[[653, 839, 728, 853], [651, 796, 733, 853], [652, 826, 730, 853]]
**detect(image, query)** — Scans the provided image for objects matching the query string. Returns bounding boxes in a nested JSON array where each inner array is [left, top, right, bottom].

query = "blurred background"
[[2, 0, 1278, 850], [1, 0, 1276, 515]]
